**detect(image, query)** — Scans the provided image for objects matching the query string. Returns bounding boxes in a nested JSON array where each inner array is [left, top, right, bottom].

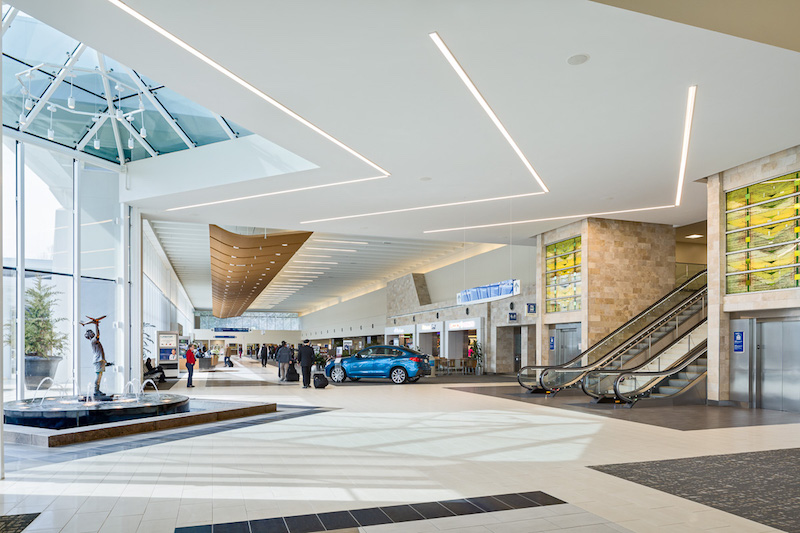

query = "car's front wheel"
[[390, 367, 408, 384], [330, 366, 346, 383]]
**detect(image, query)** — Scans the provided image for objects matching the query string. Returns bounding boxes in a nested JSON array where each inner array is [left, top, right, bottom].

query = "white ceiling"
[[11, 1, 800, 312], [147, 219, 483, 312]]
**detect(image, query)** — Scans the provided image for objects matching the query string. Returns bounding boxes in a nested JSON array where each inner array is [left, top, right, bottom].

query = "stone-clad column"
[[707, 174, 728, 402]]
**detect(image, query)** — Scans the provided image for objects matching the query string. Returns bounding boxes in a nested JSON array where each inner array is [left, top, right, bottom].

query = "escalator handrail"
[[613, 340, 708, 403], [517, 270, 706, 389], [581, 318, 708, 399], [537, 287, 707, 390]]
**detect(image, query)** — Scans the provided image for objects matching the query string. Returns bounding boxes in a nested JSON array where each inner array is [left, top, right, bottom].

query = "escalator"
[[518, 270, 706, 394], [599, 340, 707, 407], [582, 320, 707, 405]]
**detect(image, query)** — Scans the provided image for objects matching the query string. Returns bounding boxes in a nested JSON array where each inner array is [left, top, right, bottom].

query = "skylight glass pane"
[[4, 11, 80, 66], [118, 95, 189, 157], [152, 87, 228, 146], [2, 55, 25, 128], [225, 119, 253, 137], [24, 81, 106, 147], [82, 119, 121, 162]]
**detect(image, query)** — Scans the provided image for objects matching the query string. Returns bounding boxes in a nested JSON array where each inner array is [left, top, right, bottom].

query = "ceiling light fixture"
[[166, 175, 387, 211], [298, 254, 331, 258], [306, 247, 357, 253], [105, 0, 389, 177], [302, 191, 545, 224], [675, 85, 697, 206], [295, 260, 338, 265], [429, 31, 548, 193], [685, 234, 704, 239], [313, 239, 368, 245], [424, 204, 674, 234]]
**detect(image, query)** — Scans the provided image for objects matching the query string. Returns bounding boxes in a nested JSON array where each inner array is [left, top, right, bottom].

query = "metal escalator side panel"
[[614, 343, 708, 404]]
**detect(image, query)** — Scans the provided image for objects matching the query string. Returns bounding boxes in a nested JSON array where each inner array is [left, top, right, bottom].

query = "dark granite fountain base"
[[3, 399, 276, 447]]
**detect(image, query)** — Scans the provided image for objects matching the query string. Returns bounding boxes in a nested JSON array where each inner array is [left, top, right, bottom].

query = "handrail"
[[537, 287, 707, 391], [613, 340, 708, 403], [581, 318, 707, 399], [517, 270, 706, 390]]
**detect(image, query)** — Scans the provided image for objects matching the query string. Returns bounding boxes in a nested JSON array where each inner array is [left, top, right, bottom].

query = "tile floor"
[[0, 358, 797, 533]]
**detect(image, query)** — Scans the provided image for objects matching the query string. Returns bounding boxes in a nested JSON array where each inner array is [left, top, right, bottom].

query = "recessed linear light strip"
[[105, 0, 389, 178], [166, 176, 386, 212], [429, 32, 548, 193], [313, 239, 368, 245], [424, 205, 674, 234], [675, 85, 697, 207], [301, 192, 544, 224]]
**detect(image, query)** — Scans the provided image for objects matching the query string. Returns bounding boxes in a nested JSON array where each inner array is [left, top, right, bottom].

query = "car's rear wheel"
[[390, 367, 408, 384], [330, 366, 346, 383]]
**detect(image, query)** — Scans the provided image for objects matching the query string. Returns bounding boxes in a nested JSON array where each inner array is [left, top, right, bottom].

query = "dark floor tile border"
[[174, 490, 564, 533], [0, 513, 41, 533]]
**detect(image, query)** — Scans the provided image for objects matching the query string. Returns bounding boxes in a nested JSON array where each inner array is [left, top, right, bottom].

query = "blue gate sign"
[[733, 331, 744, 352], [549, 336, 555, 350], [509, 312, 517, 321]]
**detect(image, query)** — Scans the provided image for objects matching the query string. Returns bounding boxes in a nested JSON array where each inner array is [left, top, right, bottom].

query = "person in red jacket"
[[186, 344, 196, 388]]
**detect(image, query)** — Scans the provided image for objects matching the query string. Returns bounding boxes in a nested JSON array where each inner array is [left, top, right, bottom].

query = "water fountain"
[[4, 378, 189, 430]]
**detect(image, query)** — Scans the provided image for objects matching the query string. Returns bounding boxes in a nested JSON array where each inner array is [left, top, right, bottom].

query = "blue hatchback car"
[[325, 345, 431, 384]]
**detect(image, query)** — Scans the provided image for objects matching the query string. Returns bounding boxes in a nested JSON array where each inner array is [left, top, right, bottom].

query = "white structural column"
[[96, 53, 126, 164], [128, 207, 143, 384], [15, 142, 25, 397], [72, 159, 81, 395], [535, 234, 545, 366]]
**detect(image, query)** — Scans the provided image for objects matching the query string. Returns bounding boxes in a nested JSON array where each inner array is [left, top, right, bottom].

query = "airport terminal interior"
[[0, 1, 800, 532]]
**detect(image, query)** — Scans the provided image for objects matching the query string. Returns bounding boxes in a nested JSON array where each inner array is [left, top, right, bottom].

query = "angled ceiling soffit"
[[209, 225, 312, 318]]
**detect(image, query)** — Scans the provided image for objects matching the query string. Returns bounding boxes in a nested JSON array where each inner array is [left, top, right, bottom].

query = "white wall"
[[142, 222, 195, 337], [425, 245, 537, 304], [301, 288, 386, 339], [193, 329, 301, 347]]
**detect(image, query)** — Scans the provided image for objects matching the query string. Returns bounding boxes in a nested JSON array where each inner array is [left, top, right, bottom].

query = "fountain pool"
[[4, 393, 190, 429]]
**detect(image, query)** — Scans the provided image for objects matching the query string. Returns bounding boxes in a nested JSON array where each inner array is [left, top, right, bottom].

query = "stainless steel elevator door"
[[756, 321, 783, 411], [555, 326, 580, 366], [755, 320, 800, 412]]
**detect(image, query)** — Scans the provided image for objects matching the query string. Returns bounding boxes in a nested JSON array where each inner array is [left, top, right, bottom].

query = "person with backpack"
[[276, 341, 292, 382]]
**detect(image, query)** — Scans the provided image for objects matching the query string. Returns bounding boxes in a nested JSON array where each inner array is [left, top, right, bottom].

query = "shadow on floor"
[[450, 386, 800, 430]]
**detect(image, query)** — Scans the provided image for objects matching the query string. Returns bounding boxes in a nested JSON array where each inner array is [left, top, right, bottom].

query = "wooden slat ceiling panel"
[[209, 225, 312, 318]]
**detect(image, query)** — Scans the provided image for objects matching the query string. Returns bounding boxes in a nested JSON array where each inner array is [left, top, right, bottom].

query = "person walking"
[[186, 343, 196, 388], [276, 341, 292, 382], [297, 339, 315, 389], [259, 343, 268, 367]]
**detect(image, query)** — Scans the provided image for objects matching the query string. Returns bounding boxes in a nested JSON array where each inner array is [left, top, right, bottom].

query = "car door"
[[375, 347, 403, 377], [346, 348, 373, 377]]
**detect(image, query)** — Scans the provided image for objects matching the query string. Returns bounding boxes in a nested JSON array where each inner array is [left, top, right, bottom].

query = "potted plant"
[[4, 276, 68, 389], [470, 340, 484, 375], [314, 353, 326, 371]]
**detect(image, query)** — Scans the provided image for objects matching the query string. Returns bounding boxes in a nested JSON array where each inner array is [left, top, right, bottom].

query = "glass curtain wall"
[[2, 139, 121, 400]]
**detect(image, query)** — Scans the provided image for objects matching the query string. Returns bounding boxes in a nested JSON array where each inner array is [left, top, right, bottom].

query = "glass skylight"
[[2, 9, 252, 163]]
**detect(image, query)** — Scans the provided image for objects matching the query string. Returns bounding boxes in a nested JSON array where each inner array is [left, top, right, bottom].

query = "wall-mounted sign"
[[214, 335, 236, 339], [549, 336, 555, 350], [418, 323, 439, 332], [509, 312, 517, 322], [213, 327, 250, 332], [456, 279, 520, 305], [449, 320, 477, 330], [733, 331, 744, 352], [158, 334, 177, 348], [526, 303, 536, 314]]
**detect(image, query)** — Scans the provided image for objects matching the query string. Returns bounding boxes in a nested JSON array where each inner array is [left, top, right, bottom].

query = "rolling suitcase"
[[285, 363, 300, 382], [313, 374, 329, 389]]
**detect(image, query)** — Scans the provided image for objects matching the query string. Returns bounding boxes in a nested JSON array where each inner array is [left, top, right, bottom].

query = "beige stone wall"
[[386, 273, 431, 316], [585, 218, 676, 346]]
